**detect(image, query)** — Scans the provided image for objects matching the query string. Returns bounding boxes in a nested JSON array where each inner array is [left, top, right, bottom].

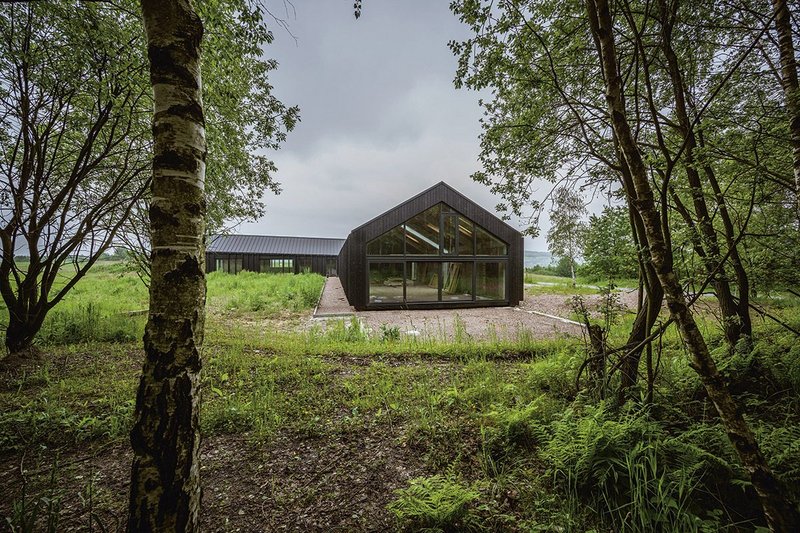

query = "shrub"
[[388, 475, 482, 532], [541, 403, 726, 532]]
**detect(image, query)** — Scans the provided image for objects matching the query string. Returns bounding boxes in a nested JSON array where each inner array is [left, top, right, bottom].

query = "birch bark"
[[772, 0, 800, 222], [128, 0, 206, 530]]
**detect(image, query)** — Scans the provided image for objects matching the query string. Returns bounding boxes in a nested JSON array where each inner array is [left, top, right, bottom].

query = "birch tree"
[[546, 187, 587, 286], [127, 0, 206, 529], [771, 0, 800, 221], [586, 0, 798, 528]]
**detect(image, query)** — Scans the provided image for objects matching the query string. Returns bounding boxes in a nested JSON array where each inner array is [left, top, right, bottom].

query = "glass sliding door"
[[369, 262, 405, 304], [442, 262, 473, 301], [476, 262, 506, 300], [405, 262, 439, 302]]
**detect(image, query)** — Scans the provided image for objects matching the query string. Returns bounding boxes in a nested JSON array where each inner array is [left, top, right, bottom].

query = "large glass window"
[[326, 259, 337, 276], [405, 204, 441, 255], [476, 262, 506, 300], [261, 258, 293, 273], [442, 214, 458, 255], [365, 203, 510, 304], [406, 262, 440, 302], [216, 257, 243, 274], [442, 262, 473, 301], [369, 262, 404, 304], [366, 224, 404, 255], [476, 225, 507, 255], [458, 218, 474, 255]]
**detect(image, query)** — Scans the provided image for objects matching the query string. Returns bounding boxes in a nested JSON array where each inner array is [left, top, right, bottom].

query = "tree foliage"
[[0, 2, 150, 353], [197, 0, 299, 231], [582, 206, 638, 280], [452, 0, 800, 526], [546, 187, 586, 284], [0, 0, 298, 350]]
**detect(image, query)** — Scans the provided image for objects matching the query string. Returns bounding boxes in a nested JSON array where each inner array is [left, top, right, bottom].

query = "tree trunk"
[[772, 0, 800, 222], [586, 0, 800, 529], [698, 131, 753, 340], [5, 312, 39, 354], [586, 322, 606, 398], [128, 1, 207, 531], [616, 141, 665, 400], [569, 258, 576, 287], [658, 0, 748, 347]]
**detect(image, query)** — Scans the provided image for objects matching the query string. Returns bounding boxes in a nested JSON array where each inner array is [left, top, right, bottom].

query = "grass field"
[[1, 264, 799, 531]]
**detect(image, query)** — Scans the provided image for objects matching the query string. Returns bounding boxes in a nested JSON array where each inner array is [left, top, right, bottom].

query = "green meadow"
[[1, 263, 799, 531]]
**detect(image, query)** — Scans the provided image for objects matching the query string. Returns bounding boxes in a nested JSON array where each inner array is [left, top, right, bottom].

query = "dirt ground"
[[0, 353, 470, 532], [0, 283, 642, 531], [0, 428, 423, 532]]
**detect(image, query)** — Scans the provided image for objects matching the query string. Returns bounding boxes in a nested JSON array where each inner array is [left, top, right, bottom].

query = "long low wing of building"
[[206, 234, 345, 276]]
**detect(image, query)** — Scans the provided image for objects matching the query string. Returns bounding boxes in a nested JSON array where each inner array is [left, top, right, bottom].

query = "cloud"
[[239, 0, 550, 250]]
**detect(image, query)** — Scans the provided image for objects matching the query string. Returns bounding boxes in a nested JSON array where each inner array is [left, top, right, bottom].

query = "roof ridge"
[[209, 234, 345, 240]]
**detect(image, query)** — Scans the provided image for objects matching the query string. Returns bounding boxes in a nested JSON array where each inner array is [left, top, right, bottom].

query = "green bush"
[[541, 403, 727, 532], [388, 475, 482, 532]]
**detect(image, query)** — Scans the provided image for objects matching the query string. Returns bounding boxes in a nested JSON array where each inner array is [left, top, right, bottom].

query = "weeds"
[[6, 460, 61, 533], [388, 475, 482, 532], [2, 265, 799, 530]]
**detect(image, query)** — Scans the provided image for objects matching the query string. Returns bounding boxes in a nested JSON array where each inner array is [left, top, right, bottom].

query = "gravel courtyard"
[[311, 277, 638, 341]]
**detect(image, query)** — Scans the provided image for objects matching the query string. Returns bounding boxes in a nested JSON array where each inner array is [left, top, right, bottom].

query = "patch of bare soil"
[[1, 425, 424, 532], [519, 289, 640, 319], [203, 427, 423, 532]]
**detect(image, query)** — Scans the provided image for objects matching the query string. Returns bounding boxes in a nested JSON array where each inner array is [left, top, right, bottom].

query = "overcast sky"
[[239, 0, 549, 250]]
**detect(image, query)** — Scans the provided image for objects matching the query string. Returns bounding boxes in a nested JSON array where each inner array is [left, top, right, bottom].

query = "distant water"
[[525, 251, 553, 268]]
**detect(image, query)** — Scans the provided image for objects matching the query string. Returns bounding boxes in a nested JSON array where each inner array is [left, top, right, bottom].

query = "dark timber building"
[[338, 182, 524, 310], [206, 234, 345, 276]]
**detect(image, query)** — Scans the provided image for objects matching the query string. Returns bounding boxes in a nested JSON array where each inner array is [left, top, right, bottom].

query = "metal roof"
[[207, 234, 345, 256]]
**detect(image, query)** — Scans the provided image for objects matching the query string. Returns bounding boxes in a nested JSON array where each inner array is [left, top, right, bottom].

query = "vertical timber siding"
[[205, 252, 338, 276]]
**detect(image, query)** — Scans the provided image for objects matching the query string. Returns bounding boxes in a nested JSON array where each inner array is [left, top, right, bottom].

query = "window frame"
[[365, 204, 510, 306]]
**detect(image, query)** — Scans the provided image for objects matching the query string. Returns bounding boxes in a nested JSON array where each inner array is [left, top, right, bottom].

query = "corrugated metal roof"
[[208, 234, 345, 256]]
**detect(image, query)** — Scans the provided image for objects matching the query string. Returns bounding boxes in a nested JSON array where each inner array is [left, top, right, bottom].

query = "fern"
[[541, 403, 723, 532], [387, 475, 482, 532]]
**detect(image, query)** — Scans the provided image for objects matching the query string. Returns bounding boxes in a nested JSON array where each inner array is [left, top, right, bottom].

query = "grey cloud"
[[241, 0, 547, 251]]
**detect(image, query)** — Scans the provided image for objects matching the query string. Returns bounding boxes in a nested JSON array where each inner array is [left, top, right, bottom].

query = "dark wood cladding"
[[338, 182, 524, 310], [206, 252, 337, 276]]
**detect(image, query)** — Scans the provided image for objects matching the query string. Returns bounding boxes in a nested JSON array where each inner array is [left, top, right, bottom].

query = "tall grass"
[[542, 404, 714, 531], [0, 265, 325, 348], [206, 270, 324, 316]]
